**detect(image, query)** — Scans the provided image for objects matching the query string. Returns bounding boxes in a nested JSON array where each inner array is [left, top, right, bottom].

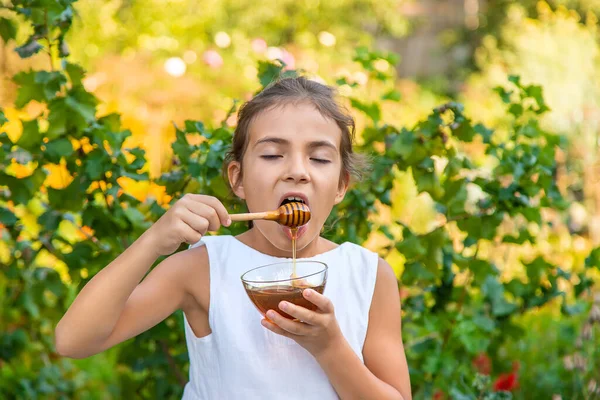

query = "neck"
[[235, 227, 335, 258]]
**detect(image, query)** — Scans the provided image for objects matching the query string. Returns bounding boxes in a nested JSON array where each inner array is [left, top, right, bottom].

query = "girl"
[[55, 77, 412, 399]]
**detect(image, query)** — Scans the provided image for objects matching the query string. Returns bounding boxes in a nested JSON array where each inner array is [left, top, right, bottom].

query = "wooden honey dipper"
[[229, 202, 311, 228]]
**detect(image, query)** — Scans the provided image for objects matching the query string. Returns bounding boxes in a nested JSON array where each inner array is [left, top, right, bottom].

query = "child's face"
[[228, 102, 348, 251]]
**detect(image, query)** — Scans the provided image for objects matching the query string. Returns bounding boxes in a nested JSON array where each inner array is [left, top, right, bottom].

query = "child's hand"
[[261, 289, 344, 358], [146, 194, 230, 256]]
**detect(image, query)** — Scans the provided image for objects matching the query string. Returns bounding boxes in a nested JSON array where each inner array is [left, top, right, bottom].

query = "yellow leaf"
[[2, 107, 28, 143], [43, 160, 74, 189], [7, 161, 35, 178]]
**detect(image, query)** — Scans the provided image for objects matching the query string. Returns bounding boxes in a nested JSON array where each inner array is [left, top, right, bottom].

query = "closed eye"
[[311, 158, 331, 164], [260, 155, 283, 160]]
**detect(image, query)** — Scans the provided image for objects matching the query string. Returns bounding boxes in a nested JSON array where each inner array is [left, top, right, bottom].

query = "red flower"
[[493, 372, 519, 391], [472, 353, 492, 375], [433, 389, 445, 400]]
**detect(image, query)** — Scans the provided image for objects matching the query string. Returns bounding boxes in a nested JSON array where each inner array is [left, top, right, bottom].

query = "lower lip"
[[281, 224, 308, 240]]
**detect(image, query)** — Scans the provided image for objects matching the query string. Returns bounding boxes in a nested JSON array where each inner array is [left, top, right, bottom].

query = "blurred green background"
[[1, 0, 600, 399]]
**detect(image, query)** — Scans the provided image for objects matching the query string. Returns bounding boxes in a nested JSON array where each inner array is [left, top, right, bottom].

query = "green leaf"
[[38, 210, 62, 231], [104, 130, 132, 152], [381, 89, 401, 102], [98, 113, 122, 131], [457, 213, 503, 241], [184, 120, 206, 134], [257, 60, 287, 88], [350, 98, 381, 125], [574, 272, 594, 297], [63, 241, 95, 270], [473, 124, 493, 144], [64, 62, 85, 87], [469, 259, 499, 285], [402, 261, 436, 285], [472, 314, 495, 332], [122, 207, 151, 230], [0, 110, 7, 125], [188, 161, 202, 177], [561, 299, 587, 316], [35, 267, 66, 297], [508, 75, 521, 86], [46, 97, 68, 138], [523, 256, 552, 286], [0, 206, 17, 227], [15, 38, 43, 58], [20, 292, 40, 319], [13, 71, 66, 108], [47, 88, 98, 138], [396, 229, 427, 260], [453, 319, 490, 353], [36, 71, 66, 100], [65, 87, 97, 124], [45, 138, 74, 162], [14, 71, 44, 108], [584, 247, 600, 269], [0, 168, 46, 204], [413, 169, 442, 199], [0, 17, 17, 42], [502, 228, 533, 244], [508, 103, 523, 118], [84, 149, 110, 180], [16, 119, 41, 151], [505, 278, 529, 298], [525, 84, 549, 114], [493, 87, 512, 104], [157, 170, 186, 194], [448, 387, 475, 400], [48, 178, 85, 211], [481, 276, 518, 317], [335, 77, 359, 88], [173, 128, 193, 160], [125, 147, 146, 170]]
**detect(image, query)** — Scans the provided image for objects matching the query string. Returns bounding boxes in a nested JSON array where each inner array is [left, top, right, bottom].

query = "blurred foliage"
[[1, 0, 600, 400]]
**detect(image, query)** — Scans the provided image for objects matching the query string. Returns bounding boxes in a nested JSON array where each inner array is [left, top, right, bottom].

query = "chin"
[[256, 221, 318, 254]]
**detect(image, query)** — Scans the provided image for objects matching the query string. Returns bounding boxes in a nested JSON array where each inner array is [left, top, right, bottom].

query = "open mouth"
[[279, 195, 308, 208], [278, 195, 310, 240]]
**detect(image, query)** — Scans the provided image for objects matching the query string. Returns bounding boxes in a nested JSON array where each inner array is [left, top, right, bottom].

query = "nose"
[[283, 154, 310, 184]]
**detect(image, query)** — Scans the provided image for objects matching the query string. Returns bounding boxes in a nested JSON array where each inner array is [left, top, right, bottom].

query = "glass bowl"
[[241, 260, 328, 320]]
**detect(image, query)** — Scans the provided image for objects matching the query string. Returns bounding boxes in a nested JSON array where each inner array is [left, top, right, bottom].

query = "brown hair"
[[224, 76, 368, 188]]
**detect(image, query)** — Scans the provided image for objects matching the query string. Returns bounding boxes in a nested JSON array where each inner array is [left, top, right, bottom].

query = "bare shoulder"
[[369, 256, 401, 317], [376, 257, 399, 289], [165, 244, 211, 310]]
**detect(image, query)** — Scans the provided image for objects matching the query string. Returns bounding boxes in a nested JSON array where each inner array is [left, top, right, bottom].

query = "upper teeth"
[[287, 196, 303, 203]]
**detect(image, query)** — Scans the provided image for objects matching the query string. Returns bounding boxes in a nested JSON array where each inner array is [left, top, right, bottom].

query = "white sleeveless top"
[[181, 235, 378, 400]]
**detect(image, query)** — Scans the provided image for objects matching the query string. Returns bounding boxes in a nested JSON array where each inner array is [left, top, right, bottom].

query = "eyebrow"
[[254, 136, 338, 151]]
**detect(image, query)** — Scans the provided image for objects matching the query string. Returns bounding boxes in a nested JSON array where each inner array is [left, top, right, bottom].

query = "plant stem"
[[44, 9, 53, 71]]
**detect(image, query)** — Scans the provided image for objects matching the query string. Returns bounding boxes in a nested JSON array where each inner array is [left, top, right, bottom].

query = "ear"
[[227, 161, 246, 199], [334, 171, 350, 205]]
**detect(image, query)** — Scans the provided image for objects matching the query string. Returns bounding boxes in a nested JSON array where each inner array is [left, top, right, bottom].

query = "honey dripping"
[[291, 227, 298, 279]]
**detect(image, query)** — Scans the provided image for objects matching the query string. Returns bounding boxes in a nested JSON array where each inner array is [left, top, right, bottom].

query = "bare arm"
[[54, 194, 229, 359], [262, 257, 412, 399], [314, 258, 412, 399]]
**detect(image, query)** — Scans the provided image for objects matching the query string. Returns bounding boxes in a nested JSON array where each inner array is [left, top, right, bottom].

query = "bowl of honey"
[[241, 261, 328, 320]]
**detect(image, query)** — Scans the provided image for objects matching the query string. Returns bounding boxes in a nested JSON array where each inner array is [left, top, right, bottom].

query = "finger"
[[179, 222, 203, 245], [191, 194, 231, 227], [180, 209, 209, 236], [278, 301, 321, 326], [265, 310, 311, 336], [261, 319, 294, 338], [185, 201, 220, 232], [303, 289, 334, 314]]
